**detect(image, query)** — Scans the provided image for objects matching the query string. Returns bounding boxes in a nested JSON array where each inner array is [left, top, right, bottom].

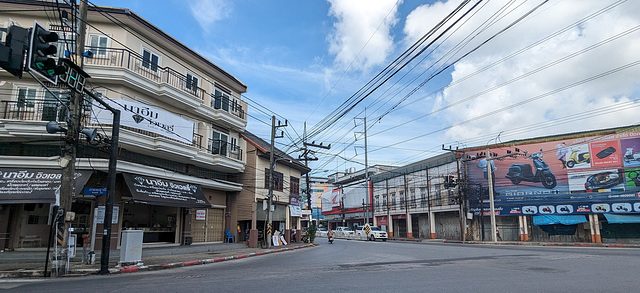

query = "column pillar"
[[429, 211, 436, 239], [406, 213, 413, 238]]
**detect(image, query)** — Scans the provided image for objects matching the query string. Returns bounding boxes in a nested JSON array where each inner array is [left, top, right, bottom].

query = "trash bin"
[[120, 230, 143, 265]]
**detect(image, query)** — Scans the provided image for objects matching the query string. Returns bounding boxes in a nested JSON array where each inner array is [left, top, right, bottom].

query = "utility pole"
[[58, 0, 88, 276], [266, 116, 286, 249], [299, 122, 329, 228], [354, 112, 369, 225]]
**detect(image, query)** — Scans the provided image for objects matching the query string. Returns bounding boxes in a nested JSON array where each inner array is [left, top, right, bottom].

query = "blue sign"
[[83, 187, 107, 195]]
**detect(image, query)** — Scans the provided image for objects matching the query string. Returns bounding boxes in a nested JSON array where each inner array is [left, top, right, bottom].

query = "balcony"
[[0, 100, 244, 172], [82, 47, 246, 122]]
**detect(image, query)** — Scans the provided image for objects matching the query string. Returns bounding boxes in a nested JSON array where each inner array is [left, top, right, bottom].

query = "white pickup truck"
[[334, 226, 355, 238], [355, 225, 388, 241]]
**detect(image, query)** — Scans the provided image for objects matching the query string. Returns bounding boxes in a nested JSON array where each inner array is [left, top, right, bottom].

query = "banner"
[[123, 173, 210, 208], [0, 168, 92, 204], [91, 98, 194, 144]]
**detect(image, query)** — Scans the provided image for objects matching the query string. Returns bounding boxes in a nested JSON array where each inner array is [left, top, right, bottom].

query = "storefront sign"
[[94, 206, 120, 223], [84, 187, 107, 195], [91, 98, 194, 144], [0, 168, 92, 204], [289, 205, 302, 217], [123, 173, 210, 208], [195, 209, 206, 220]]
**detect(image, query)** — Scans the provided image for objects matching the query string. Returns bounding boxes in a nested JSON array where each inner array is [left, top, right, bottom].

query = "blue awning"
[[604, 214, 640, 224], [533, 215, 587, 226]]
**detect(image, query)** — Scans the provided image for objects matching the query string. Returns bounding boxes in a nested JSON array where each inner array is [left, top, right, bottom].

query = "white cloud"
[[327, 0, 402, 72], [188, 0, 232, 31], [401, 0, 640, 146]]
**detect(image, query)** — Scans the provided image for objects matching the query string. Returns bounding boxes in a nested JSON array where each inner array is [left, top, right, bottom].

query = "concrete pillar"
[[522, 215, 529, 241], [388, 215, 394, 238], [592, 214, 602, 243], [429, 211, 436, 239]]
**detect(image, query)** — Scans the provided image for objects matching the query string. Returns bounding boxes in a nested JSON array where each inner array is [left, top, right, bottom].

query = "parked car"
[[355, 225, 388, 241], [315, 228, 328, 237], [334, 226, 355, 237]]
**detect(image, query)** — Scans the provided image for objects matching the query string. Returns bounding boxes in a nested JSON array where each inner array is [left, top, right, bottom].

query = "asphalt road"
[[2, 239, 639, 292]]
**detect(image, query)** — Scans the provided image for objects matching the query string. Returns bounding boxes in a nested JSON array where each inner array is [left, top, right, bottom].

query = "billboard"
[[467, 130, 640, 216]]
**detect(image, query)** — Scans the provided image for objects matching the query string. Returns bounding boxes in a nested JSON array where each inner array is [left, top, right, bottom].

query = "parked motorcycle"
[[624, 147, 640, 163], [505, 149, 557, 189], [566, 149, 590, 168]]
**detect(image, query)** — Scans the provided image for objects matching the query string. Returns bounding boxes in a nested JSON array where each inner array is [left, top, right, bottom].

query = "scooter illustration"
[[566, 149, 590, 168], [624, 148, 640, 163], [505, 149, 557, 189]]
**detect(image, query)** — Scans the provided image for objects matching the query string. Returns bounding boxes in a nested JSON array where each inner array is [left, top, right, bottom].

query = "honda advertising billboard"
[[467, 130, 640, 216]]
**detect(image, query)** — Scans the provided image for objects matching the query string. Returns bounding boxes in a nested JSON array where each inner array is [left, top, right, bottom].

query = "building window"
[[89, 34, 108, 57], [230, 137, 238, 153], [265, 169, 283, 192], [290, 177, 300, 195], [142, 48, 159, 72], [186, 72, 198, 91], [211, 130, 228, 156], [212, 88, 230, 112], [17, 87, 37, 108]]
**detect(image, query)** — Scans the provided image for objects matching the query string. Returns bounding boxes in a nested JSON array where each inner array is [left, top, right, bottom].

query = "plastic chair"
[[224, 229, 235, 243]]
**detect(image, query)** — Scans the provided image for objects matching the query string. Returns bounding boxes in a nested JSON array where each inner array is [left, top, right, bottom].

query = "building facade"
[[236, 131, 309, 248], [0, 1, 247, 250]]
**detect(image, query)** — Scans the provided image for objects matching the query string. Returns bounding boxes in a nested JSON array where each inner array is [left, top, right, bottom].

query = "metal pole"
[[99, 108, 120, 274]]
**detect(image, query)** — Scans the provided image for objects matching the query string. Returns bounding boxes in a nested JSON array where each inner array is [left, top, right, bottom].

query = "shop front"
[[0, 168, 92, 249], [121, 173, 211, 245]]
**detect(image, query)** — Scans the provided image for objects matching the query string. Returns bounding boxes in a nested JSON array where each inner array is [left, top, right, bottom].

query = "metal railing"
[[207, 138, 243, 161], [0, 100, 90, 124], [84, 46, 245, 120]]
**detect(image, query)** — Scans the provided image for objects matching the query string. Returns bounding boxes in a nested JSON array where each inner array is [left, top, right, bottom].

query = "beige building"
[[0, 1, 247, 250], [235, 131, 309, 247]]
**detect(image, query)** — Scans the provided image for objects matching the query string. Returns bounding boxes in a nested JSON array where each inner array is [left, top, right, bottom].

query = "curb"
[[0, 244, 317, 278]]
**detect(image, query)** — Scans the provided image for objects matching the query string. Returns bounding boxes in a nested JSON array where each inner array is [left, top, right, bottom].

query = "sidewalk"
[[0, 241, 317, 278], [388, 237, 640, 248]]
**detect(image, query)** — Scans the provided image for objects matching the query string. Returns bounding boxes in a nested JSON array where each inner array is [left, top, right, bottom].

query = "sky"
[[90, 0, 640, 177]]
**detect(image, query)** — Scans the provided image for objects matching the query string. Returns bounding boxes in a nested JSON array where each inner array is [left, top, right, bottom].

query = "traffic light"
[[0, 25, 29, 78], [444, 175, 457, 188], [27, 21, 65, 84]]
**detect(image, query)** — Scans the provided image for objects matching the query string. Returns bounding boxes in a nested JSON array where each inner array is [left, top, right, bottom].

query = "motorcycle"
[[505, 149, 557, 189], [624, 147, 640, 163], [328, 235, 334, 244], [566, 149, 590, 168]]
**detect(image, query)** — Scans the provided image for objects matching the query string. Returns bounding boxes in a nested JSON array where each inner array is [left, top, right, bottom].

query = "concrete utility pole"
[[354, 112, 369, 225], [266, 116, 286, 249], [298, 123, 330, 228], [58, 0, 88, 275]]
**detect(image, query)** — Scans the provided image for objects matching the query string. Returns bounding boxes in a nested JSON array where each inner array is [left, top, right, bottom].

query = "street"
[[2, 240, 639, 292]]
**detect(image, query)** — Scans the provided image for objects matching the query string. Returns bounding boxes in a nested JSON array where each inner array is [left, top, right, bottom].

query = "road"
[[2, 239, 639, 292]]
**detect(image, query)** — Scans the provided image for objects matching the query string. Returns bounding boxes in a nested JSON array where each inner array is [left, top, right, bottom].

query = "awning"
[[0, 168, 92, 204], [533, 215, 588, 226], [123, 173, 211, 208], [604, 214, 640, 224]]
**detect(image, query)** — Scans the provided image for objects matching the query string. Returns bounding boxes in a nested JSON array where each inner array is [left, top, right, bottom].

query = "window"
[[186, 72, 198, 91], [89, 35, 108, 57], [42, 90, 71, 121], [142, 48, 159, 72], [212, 88, 230, 112], [230, 137, 238, 153], [211, 130, 228, 156], [17, 87, 37, 108], [265, 169, 284, 192], [290, 177, 300, 195], [55, 30, 75, 58]]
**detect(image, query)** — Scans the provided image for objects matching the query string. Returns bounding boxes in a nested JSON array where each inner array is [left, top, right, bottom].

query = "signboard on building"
[[195, 209, 206, 220], [467, 129, 640, 215], [0, 168, 92, 204], [123, 173, 210, 208], [91, 98, 194, 144]]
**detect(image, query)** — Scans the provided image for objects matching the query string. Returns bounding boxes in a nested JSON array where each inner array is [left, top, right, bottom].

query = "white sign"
[[90, 98, 194, 144], [196, 209, 206, 220], [94, 206, 120, 224]]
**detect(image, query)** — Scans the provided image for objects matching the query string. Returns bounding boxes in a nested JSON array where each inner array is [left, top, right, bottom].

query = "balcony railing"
[[83, 46, 245, 120], [1, 100, 90, 124], [207, 138, 243, 161]]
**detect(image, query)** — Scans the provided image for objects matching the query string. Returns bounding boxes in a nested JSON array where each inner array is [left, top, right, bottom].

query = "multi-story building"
[[237, 130, 309, 247], [0, 1, 247, 250], [371, 153, 464, 239]]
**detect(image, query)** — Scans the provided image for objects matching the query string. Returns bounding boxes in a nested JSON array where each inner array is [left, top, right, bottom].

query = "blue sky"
[[91, 0, 640, 176]]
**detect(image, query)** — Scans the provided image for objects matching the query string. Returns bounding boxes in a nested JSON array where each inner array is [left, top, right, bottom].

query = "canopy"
[[0, 168, 92, 204], [533, 215, 587, 226], [603, 214, 640, 224], [123, 173, 210, 208]]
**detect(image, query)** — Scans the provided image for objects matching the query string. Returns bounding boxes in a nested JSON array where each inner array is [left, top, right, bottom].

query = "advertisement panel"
[[467, 130, 640, 216]]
